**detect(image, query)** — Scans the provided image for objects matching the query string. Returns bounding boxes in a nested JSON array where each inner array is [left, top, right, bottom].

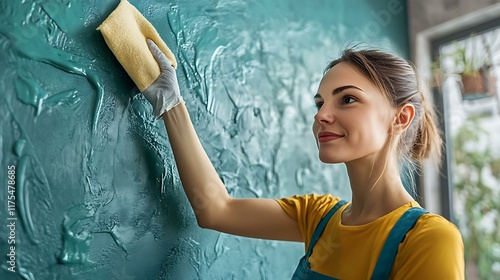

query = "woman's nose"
[[314, 106, 335, 124]]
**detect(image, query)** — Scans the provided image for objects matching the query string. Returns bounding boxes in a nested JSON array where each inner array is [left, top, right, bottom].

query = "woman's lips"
[[318, 132, 343, 143]]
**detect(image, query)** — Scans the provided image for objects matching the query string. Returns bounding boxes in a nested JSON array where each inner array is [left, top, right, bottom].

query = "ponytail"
[[410, 91, 443, 162]]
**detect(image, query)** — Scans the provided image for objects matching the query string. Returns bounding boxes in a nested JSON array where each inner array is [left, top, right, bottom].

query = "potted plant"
[[452, 41, 496, 100], [430, 58, 444, 89], [431, 34, 498, 100]]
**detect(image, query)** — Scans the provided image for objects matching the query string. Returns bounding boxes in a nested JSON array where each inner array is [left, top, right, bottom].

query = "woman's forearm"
[[162, 103, 230, 227]]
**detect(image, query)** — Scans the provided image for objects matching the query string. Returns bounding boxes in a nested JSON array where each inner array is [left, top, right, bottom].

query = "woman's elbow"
[[193, 207, 224, 230], [196, 214, 215, 229], [190, 194, 231, 230]]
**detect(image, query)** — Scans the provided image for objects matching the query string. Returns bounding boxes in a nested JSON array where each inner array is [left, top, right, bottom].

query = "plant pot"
[[460, 71, 497, 100]]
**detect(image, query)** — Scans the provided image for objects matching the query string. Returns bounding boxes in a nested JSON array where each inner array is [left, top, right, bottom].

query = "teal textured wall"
[[0, 0, 408, 279]]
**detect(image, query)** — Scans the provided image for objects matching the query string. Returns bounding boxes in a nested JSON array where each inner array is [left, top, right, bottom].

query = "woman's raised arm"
[[144, 39, 301, 242]]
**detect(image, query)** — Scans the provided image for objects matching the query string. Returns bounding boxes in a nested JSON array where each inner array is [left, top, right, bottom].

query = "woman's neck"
[[342, 156, 415, 226]]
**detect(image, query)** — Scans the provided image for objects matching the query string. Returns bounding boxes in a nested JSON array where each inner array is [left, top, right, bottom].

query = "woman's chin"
[[318, 154, 344, 164]]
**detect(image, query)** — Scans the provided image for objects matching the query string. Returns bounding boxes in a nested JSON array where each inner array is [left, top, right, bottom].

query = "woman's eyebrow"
[[332, 85, 363, 95], [315, 85, 364, 99]]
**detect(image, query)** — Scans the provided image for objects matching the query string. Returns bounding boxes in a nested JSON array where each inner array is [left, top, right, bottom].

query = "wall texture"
[[0, 0, 408, 279]]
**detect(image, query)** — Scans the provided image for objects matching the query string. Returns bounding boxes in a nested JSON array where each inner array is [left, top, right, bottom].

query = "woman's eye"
[[342, 95, 356, 104], [315, 102, 324, 110]]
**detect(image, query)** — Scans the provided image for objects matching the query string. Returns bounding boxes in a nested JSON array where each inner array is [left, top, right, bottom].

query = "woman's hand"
[[143, 39, 183, 118]]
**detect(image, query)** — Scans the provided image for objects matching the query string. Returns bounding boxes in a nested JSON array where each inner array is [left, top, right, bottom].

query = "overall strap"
[[306, 200, 347, 257], [371, 207, 428, 280]]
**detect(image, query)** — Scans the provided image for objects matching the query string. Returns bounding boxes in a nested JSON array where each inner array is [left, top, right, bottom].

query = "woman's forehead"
[[318, 62, 380, 95]]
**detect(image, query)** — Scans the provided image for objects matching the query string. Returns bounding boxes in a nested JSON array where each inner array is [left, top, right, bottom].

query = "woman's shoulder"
[[392, 211, 465, 278], [276, 193, 343, 220], [277, 193, 342, 211], [406, 211, 463, 246], [415, 212, 461, 234], [391, 211, 464, 279]]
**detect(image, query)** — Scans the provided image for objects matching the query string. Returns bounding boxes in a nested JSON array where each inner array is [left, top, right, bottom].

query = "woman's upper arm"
[[203, 198, 303, 242]]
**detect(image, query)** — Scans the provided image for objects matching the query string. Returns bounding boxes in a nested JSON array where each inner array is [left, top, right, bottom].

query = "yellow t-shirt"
[[276, 194, 464, 280]]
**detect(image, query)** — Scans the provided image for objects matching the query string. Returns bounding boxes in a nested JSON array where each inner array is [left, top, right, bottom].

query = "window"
[[431, 20, 500, 280]]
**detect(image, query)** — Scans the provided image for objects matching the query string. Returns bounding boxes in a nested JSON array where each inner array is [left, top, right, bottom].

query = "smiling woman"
[[0, 0, 432, 278], [140, 40, 465, 279], [313, 62, 397, 165]]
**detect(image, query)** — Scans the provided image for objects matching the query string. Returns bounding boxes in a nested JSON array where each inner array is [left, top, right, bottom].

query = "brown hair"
[[325, 49, 442, 163]]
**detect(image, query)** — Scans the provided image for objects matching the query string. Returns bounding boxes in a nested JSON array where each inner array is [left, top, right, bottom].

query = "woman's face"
[[312, 62, 395, 164]]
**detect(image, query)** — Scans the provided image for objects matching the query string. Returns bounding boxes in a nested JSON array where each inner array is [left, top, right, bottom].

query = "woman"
[[142, 39, 464, 279]]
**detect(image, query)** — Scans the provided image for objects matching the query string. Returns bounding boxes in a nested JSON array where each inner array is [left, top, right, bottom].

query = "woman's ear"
[[394, 104, 415, 134]]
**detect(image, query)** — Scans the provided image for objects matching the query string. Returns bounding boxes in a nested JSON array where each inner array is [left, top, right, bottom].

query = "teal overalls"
[[291, 200, 428, 280]]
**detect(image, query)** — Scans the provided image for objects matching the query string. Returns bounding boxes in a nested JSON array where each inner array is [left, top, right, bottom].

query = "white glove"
[[143, 39, 184, 118]]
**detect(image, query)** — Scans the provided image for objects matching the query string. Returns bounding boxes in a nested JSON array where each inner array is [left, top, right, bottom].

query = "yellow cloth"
[[97, 0, 177, 92], [276, 194, 465, 279]]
